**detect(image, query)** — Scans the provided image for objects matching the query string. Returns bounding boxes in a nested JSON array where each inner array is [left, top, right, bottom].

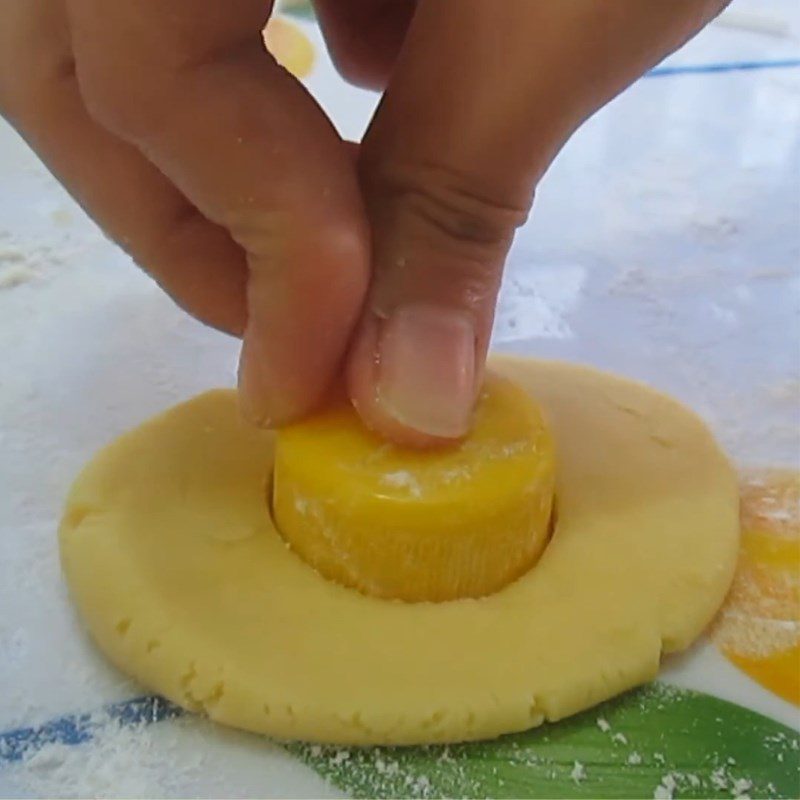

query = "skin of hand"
[[0, 0, 729, 446]]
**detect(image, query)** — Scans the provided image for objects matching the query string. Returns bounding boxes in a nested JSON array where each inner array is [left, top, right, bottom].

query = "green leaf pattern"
[[290, 684, 799, 799]]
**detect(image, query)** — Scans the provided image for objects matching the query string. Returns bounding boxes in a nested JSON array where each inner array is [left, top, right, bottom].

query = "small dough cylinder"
[[272, 373, 556, 602]]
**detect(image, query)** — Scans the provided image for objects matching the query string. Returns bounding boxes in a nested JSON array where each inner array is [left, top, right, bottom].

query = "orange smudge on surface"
[[727, 646, 800, 706], [714, 469, 800, 706], [263, 17, 315, 79]]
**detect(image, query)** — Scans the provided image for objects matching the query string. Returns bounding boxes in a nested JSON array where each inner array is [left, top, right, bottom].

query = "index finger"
[[67, 0, 370, 425]]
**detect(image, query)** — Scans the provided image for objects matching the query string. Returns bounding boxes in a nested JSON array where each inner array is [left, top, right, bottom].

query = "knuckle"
[[0, 44, 75, 128], [371, 160, 529, 255], [224, 208, 287, 262], [75, 48, 187, 141], [76, 63, 156, 137], [77, 35, 262, 142]]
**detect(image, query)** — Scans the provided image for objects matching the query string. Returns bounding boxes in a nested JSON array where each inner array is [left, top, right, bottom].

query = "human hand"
[[0, 1, 728, 445]]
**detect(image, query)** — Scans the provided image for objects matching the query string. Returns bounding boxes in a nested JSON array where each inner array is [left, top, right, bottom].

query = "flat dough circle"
[[59, 357, 739, 745]]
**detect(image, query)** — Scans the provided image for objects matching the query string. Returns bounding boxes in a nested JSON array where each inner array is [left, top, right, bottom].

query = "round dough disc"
[[59, 357, 739, 745]]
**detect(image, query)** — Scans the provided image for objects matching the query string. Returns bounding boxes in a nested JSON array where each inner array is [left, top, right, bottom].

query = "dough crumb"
[[596, 717, 611, 732], [0, 264, 37, 290]]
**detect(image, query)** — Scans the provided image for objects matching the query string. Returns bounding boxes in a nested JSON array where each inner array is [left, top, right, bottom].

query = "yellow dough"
[[59, 357, 739, 745]]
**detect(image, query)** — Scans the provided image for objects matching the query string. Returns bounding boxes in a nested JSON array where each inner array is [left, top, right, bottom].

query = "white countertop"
[[1, 1, 798, 796]]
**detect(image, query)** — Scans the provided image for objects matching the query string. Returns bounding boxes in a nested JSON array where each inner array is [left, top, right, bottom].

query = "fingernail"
[[377, 305, 476, 438]]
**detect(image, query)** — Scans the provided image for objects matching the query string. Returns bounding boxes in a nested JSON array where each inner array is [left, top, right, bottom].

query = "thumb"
[[346, 164, 526, 446], [347, 2, 543, 446]]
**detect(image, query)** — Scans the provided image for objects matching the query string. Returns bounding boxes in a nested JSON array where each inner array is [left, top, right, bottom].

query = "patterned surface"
[[1, 2, 799, 797]]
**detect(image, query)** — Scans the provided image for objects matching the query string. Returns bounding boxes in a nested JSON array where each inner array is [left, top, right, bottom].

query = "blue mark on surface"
[[0, 696, 182, 765], [648, 57, 800, 76]]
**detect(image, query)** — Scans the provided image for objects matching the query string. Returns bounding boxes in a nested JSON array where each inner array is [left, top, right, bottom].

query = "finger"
[[67, 0, 370, 425], [0, 1, 246, 334], [349, 0, 729, 444], [313, 0, 416, 89]]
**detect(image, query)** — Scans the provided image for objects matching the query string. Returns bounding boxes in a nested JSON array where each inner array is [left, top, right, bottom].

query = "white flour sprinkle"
[[658, 772, 678, 798], [329, 749, 351, 767], [375, 757, 400, 777], [381, 470, 423, 498], [441, 465, 472, 484], [5, 715, 204, 798], [711, 767, 729, 790], [596, 717, 611, 732], [570, 761, 587, 783], [493, 264, 586, 342], [412, 774, 432, 796]]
